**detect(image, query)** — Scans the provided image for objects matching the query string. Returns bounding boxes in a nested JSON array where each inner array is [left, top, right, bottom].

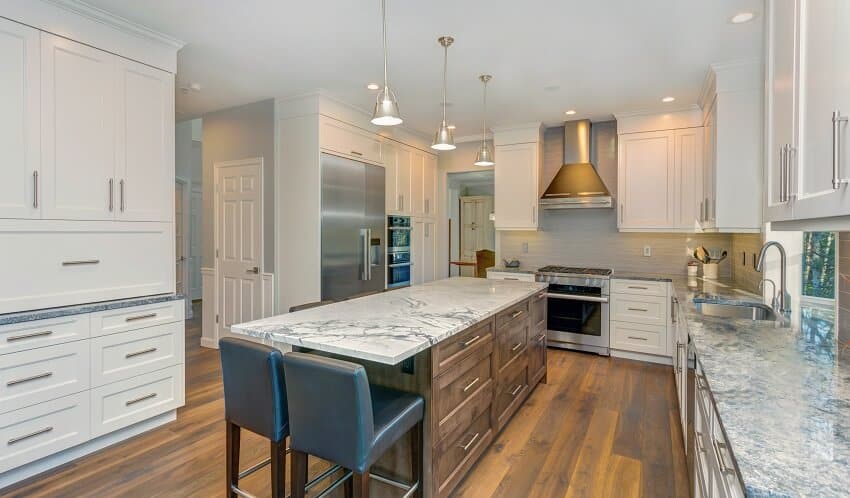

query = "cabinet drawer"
[[0, 220, 174, 314], [319, 117, 382, 165], [495, 299, 529, 329], [0, 315, 89, 356], [90, 364, 184, 438], [612, 294, 667, 325], [495, 354, 528, 431], [432, 318, 494, 377], [434, 409, 493, 498], [610, 321, 667, 356], [91, 300, 184, 338], [0, 392, 90, 474], [91, 322, 184, 387], [486, 271, 536, 282], [435, 351, 492, 430], [496, 320, 528, 371], [0, 341, 90, 414], [611, 279, 668, 297], [530, 291, 547, 331]]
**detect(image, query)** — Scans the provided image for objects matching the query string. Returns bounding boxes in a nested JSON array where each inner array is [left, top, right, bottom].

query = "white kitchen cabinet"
[[793, 0, 850, 221], [486, 271, 535, 282], [319, 116, 382, 166], [386, 143, 412, 215], [411, 219, 437, 285], [610, 279, 672, 361], [675, 127, 704, 230], [410, 150, 425, 217], [765, 0, 798, 222], [0, 19, 40, 219], [494, 135, 541, 230], [617, 130, 676, 230], [423, 154, 437, 217], [115, 58, 174, 222], [672, 294, 687, 442], [41, 33, 116, 221], [701, 105, 717, 229]]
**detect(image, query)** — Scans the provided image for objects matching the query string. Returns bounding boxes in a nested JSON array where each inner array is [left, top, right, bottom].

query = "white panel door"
[[41, 33, 116, 221], [217, 161, 263, 332], [494, 142, 539, 230], [410, 150, 425, 217], [0, 19, 40, 219], [794, 0, 850, 220], [765, 0, 798, 222], [115, 58, 174, 222], [618, 130, 676, 229], [674, 128, 704, 230]]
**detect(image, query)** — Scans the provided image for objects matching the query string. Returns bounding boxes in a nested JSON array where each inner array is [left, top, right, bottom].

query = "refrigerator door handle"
[[360, 228, 370, 280]]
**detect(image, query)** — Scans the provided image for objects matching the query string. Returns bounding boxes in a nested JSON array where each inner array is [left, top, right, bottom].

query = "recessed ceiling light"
[[565, 110, 576, 115], [447, 124, 456, 130], [730, 11, 755, 24], [662, 96, 676, 103], [366, 83, 380, 90]]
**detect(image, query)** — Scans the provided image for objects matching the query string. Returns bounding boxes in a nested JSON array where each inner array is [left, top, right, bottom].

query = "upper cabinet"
[[766, 0, 850, 226], [384, 140, 436, 219], [493, 124, 542, 230], [0, 19, 40, 220], [319, 116, 383, 166]]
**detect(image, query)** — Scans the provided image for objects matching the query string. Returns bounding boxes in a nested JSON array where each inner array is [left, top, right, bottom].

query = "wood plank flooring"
[[1, 303, 688, 498]]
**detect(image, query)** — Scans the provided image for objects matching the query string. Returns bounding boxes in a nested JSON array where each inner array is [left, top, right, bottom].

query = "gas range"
[[536, 265, 612, 278], [536, 265, 612, 291]]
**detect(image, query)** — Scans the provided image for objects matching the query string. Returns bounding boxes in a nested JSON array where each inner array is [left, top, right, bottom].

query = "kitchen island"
[[231, 277, 549, 498]]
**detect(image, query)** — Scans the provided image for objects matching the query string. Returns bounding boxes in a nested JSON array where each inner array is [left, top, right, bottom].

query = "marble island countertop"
[[231, 277, 547, 365], [672, 276, 847, 497]]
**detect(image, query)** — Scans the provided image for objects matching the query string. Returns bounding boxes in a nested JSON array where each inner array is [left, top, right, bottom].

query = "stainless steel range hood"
[[540, 120, 613, 209]]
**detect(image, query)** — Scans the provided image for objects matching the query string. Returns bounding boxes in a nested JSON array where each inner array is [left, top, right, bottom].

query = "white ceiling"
[[87, 0, 764, 137]]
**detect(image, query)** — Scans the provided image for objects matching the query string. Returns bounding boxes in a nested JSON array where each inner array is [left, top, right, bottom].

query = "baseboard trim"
[[200, 336, 219, 349], [611, 349, 673, 366], [0, 410, 177, 491]]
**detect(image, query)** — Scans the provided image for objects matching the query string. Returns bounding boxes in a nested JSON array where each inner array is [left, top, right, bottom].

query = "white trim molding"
[[262, 272, 275, 318]]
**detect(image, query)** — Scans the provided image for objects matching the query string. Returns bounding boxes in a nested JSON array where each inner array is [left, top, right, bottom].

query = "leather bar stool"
[[283, 352, 424, 498]]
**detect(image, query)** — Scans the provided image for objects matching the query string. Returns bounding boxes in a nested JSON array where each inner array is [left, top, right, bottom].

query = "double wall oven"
[[536, 266, 611, 356], [387, 216, 412, 289]]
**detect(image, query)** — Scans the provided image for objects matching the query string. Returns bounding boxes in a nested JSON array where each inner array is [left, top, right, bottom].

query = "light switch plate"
[[643, 246, 651, 257], [522, 242, 529, 253]]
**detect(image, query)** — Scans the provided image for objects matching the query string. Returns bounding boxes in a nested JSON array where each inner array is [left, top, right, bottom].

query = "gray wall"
[[202, 99, 275, 270]]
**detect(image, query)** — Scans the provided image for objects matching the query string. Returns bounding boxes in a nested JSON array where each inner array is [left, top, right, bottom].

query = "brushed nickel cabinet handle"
[[7, 330, 53, 342], [627, 307, 649, 312], [714, 440, 735, 475], [125, 347, 157, 359], [511, 310, 524, 318], [8, 426, 53, 445], [462, 377, 480, 393], [671, 296, 678, 323], [458, 432, 480, 452], [504, 277, 519, 281], [696, 375, 708, 391], [537, 291, 546, 299], [833, 111, 849, 189], [125, 313, 157, 322], [508, 384, 523, 397], [461, 335, 481, 347], [695, 431, 706, 453], [536, 333, 546, 343], [627, 286, 648, 290], [511, 342, 523, 352], [62, 260, 100, 266], [350, 150, 363, 157], [108, 178, 113, 211], [119, 179, 125, 212], [7, 371, 53, 386], [627, 336, 648, 341], [425, 199, 429, 213], [246, 267, 260, 274], [125, 392, 157, 406], [32, 171, 38, 208]]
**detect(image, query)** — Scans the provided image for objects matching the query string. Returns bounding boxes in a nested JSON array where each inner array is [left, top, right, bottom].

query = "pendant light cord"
[[441, 44, 448, 124], [482, 79, 487, 145], [381, 0, 388, 91]]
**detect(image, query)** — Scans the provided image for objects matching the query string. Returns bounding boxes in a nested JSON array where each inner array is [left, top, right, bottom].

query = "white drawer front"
[[0, 341, 90, 414], [610, 321, 667, 356], [0, 220, 174, 314], [90, 364, 184, 438], [611, 279, 668, 297], [0, 315, 90, 356], [320, 117, 382, 165], [0, 392, 90, 474], [486, 271, 536, 282], [91, 322, 184, 387], [612, 294, 667, 326], [91, 300, 184, 338]]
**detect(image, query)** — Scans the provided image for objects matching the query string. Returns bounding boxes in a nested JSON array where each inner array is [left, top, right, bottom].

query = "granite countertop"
[[486, 266, 537, 275], [672, 276, 847, 497], [611, 271, 674, 282], [231, 277, 547, 365], [0, 294, 184, 326]]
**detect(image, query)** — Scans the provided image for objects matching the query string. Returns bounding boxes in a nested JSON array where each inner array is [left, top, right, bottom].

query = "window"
[[802, 232, 836, 300]]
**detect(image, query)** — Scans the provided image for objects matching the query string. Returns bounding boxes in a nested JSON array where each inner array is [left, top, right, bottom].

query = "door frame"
[[213, 157, 264, 343], [175, 176, 191, 318]]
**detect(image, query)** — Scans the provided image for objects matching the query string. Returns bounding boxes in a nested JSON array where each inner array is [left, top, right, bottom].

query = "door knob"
[[246, 267, 259, 274]]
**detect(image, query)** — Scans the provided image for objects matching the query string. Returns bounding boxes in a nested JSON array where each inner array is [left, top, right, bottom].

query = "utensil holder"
[[687, 265, 698, 277], [702, 263, 719, 280]]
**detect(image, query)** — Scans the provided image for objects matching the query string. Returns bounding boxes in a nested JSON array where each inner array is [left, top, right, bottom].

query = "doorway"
[[175, 178, 191, 318], [448, 171, 495, 277], [214, 158, 264, 341]]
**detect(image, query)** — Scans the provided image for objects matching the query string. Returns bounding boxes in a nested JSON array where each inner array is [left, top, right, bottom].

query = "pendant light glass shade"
[[371, 0, 402, 126], [474, 74, 495, 166], [432, 36, 456, 151]]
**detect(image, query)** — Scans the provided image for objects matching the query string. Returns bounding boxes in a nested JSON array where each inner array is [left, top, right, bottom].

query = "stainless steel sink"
[[694, 301, 780, 321]]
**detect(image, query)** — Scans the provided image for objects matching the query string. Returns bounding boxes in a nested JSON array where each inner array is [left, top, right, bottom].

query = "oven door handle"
[[546, 293, 609, 304]]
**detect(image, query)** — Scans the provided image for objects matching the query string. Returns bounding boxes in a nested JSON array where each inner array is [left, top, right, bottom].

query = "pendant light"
[[432, 36, 456, 151], [371, 0, 402, 126], [474, 74, 495, 166]]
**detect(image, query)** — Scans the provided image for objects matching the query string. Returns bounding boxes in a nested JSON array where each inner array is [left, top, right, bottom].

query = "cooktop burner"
[[537, 265, 613, 277]]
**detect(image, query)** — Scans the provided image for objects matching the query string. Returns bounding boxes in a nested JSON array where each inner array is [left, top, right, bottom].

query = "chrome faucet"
[[755, 241, 789, 314], [758, 278, 780, 311]]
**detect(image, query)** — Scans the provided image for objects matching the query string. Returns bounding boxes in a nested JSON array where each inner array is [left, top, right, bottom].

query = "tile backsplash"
[[731, 233, 764, 293]]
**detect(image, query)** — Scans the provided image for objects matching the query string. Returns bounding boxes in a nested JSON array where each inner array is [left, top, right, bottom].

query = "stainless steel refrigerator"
[[321, 153, 386, 302]]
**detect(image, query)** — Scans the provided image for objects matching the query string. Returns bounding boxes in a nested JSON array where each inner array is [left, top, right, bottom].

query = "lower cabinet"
[[609, 279, 672, 360], [0, 299, 185, 476], [430, 293, 546, 498]]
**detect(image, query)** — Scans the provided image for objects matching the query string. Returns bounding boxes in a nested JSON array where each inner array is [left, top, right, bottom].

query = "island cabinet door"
[[528, 291, 547, 386]]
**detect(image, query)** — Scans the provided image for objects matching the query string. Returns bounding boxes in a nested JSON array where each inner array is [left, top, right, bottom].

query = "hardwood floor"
[[1, 303, 688, 498]]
